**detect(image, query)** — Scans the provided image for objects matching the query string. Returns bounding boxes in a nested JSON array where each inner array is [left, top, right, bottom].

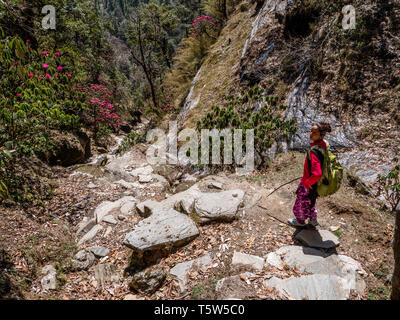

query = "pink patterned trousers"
[[292, 182, 317, 224]]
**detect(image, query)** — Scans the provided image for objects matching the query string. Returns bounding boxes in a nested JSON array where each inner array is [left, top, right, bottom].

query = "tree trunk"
[[137, 18, 158, 110], [392, 209, 400, 300]]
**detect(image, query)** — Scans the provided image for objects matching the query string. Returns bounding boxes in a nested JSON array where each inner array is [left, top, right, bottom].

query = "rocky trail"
[[0, 133, 394, 300]]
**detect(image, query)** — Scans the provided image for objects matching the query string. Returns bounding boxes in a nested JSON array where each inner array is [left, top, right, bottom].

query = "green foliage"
[[162, 23, 218, 109], [196, 86, 297, 169], [116, 132, 145, 154], [202, 0, 241, 24], [0, 148, 13, 199], [0, 0, 115, 204], [378, 158, 400, 212]]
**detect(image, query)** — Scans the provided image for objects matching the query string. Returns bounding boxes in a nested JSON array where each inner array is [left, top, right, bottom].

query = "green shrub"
[[196, 85, 297, 169], [116, 132, 145, 154]]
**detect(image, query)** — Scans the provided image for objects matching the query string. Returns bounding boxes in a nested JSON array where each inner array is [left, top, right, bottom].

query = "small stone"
[[78, 224, 103, 246], [118, 215, 126, 221], [129, 266, 166, 295], [41, 265, 57, 290], [120, 201, 136, 215], [169, 254, 213, 293], [104, 226, 113, 237], [102, 215, 118, 225], [88, 183, 97, 189], [88, 246, 110, 258], [72, 250, 95, 271], [76, 217, 97, 237], [329, 226, 340, 232], [208, 181, 223, 190]]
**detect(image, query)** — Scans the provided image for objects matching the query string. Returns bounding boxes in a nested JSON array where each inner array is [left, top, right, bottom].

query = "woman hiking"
[[288, 122, 332, 227]]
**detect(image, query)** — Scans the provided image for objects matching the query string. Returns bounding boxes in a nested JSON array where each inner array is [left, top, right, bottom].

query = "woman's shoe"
[[287, 218, 306, 227], [309, 218, 319, 227]]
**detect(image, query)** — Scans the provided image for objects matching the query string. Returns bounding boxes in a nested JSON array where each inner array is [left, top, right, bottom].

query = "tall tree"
[[127, 1, 177, 112]]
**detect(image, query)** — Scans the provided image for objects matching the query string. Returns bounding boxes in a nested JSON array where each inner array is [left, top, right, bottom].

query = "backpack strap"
[[306, 145, 326, 203]]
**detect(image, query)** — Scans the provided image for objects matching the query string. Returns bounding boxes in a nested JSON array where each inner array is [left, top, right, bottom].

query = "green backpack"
[[307, 140, 343, 197]]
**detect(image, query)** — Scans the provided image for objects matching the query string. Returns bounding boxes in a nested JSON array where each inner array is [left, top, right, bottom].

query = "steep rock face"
[[179, 0, 400, 184], [239, 0, 357, 151]]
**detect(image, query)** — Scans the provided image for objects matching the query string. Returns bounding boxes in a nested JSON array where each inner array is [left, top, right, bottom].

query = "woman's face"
[[310, 125, 323, 141]]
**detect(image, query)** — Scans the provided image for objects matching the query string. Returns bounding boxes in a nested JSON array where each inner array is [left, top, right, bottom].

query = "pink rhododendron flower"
[[57, 66, 63, 70], [16, 93, 21, 98], [45, 74, 51, 78], [43, 64, 48, 68], [26, 39, 30, 43], [67, 74, 72, 77], [38, 76, 42, 79], [42, 51, 47, 55], [28, 73, 33, 78], [55, 52, 60, 56]]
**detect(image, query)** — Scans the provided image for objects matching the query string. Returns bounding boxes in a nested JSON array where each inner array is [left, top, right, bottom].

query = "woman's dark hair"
[[314, 122, 332, 137]]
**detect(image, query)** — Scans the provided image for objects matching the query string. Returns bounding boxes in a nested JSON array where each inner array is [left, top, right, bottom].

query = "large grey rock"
[[78, 224, 103, 246], [72, 250, 95, 271], [274, 246, 366, 277], [169, 254, 213, 293], [123, 209, 200, 253], [94, 196, 136, 223], [134, 184, 203, 217], [264, 245, 366, 299], [41, 265, 57, 290], [129, 267, 166, 295], [295, 229, 339, 249], [232, 252, 265, 271], [194, 189, 245, 223], [265, 274, 354, 300]]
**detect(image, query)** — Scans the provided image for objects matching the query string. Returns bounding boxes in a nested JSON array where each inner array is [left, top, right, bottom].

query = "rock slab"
[[169, 254, 213, 293], [123, 209, 200, 252], [264, 245, 366, 300], [194, 189, 245, 222], [295, 229, 340, 249], [232, 252, 265, 271]]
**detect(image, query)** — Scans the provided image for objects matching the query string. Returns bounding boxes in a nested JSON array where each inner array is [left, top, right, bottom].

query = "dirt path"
[[0, 143, 395, 300]]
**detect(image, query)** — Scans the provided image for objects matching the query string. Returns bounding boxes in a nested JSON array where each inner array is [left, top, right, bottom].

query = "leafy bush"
[[196, 85, 297, 169], [116, 132, 145, 154]]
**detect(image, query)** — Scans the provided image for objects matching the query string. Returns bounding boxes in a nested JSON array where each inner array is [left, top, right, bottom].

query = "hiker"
[[288, 122, 332, 227]]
